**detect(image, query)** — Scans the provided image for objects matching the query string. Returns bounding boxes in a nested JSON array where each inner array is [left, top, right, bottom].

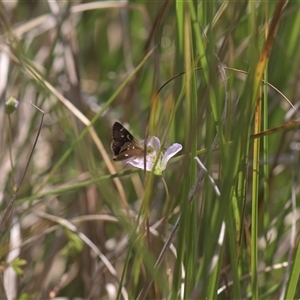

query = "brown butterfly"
[[111, 122, 145, 161]]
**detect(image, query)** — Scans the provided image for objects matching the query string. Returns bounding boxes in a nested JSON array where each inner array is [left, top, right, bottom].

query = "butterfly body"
[[111, 122, 145, 161]]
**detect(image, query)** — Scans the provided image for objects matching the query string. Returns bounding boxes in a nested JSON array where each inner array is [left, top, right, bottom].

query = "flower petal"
[[162, 143, 182, 167], [143, 136, 161, 152], [125, 157, 153, 171]]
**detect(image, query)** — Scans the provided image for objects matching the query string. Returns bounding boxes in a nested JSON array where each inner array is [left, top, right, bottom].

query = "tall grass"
[[0, 0, 300, 299]]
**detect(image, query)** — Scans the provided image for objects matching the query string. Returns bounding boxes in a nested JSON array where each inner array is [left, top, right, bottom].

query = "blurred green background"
[[1, 0, 300, 299]]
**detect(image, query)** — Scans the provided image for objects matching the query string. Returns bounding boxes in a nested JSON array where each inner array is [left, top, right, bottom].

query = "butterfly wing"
[[111, 122, 144, 161]]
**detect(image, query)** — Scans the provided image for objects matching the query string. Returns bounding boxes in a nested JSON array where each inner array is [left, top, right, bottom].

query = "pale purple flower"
[[123, 136, 182, 175]]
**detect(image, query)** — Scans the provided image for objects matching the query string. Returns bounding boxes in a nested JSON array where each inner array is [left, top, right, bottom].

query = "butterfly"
[[111, 122, 145, 161]]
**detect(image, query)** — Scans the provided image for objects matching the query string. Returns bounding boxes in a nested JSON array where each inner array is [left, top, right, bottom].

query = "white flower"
[[123, 136, 182, 175]]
